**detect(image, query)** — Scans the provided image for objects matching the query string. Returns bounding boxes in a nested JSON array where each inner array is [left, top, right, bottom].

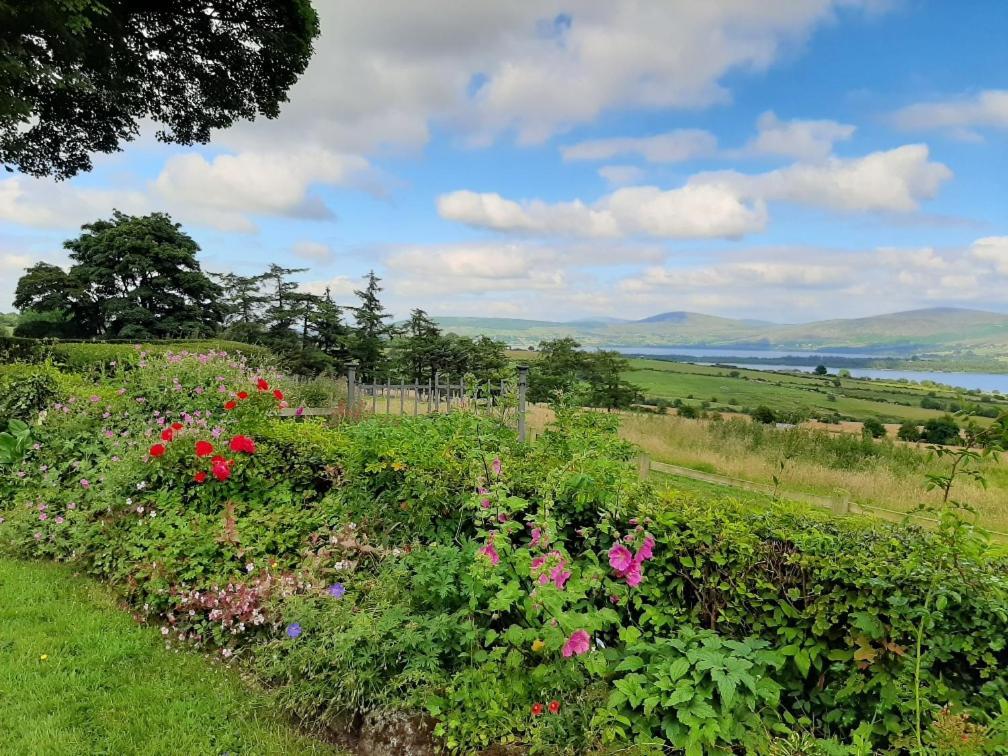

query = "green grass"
[[0, 558, 338, 756], [624, 358, 1007, 423]]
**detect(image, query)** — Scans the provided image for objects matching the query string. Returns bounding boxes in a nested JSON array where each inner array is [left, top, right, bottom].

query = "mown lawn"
[[0, 558, 338, 756]]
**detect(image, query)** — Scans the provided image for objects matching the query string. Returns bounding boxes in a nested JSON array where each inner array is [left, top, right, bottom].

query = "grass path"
[[0, 558, 338, 756]]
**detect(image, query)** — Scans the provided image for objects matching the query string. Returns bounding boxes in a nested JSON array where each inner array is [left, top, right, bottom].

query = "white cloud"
[[220, 0, 883, 152], [890, 90, 1008, 138], [438, 184, 767, 240], [970, 236, 1008, 275], [562, 130, 717, 163], [697, 144, 951, 213], [740, 111, 855, 160], [0, 177, 149, 229], [598, 165, 646, 186], [291, 241, 337, 263], [440, 145, 950, 240]]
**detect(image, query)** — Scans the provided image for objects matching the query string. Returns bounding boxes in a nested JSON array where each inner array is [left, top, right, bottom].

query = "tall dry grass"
[[527, 404, 1008, 532]]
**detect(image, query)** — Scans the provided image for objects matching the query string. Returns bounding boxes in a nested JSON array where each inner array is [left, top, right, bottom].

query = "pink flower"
[[480, 498, 491, 509], [637, 535, 655, 562], [608, 544, 633, 572], [480, 540, 500, 566], [80, 479, 91, 489], [39, 513, 48, 521], [497, 513, 508, 523], [530, 528, 542, 548], [562, 630, 591, 658], [295, 406, 305, 418], [550, 564, 572, 590], [492, 457, 502, 475], [530, 555, 547, 570], [623, 562, 642, 587], [55, 516, 64, 525]]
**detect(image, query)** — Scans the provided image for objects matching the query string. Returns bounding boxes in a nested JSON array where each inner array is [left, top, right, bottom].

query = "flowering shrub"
[[1, 352, 1007, 753]]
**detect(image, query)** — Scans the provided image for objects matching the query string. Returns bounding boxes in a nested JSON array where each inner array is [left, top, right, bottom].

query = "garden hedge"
[[1, 350, 1006, 754]]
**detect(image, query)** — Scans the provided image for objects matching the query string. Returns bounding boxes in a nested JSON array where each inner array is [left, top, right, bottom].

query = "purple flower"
[[492, 457, 502, 475], [286, 623, 302, 639], [328, 583, 346, 598], [295, 406, 305, 418]]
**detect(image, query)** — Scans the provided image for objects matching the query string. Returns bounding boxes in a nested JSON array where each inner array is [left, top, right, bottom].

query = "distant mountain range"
[[433, 307, 1008, 357]]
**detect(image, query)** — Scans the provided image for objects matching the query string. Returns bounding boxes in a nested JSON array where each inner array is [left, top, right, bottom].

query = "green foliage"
[[1, 0, 319, 179], [599, 628, 785, 753], [0, 419, 31, 464], [528, 337, 642, 409], [1, 354, 1006, 754], [898, 421, 921, 442], [752, 404, 777, 424], [0, 364, 59, 423], [921, 415, 961, 445], [862, 417, 886, 438]]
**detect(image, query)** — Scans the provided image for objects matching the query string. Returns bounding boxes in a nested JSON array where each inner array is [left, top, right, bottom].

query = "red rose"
[[273, 389, 284, 401], [160, 428, 174, 442], [195, 440, 214, 457], [224, 400, 237, 411], [531, 703, 543, 717], [171, 422, 184, 430], [237, 391, 249, 400], [149, 443, 166, 458], [256, 378, 269, 391], [229, 435, 256, 454], [194, 471, 207, 483], [548, 700, 560, 715], [212, 459, 232, 481]]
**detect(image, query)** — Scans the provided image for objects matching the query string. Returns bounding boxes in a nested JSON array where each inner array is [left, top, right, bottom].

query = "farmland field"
[[622, 357, 1007, 423]]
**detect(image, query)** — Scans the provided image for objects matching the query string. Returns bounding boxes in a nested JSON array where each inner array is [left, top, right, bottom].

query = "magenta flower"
[[480, 539, 500, 566], [608, 544, 633, 572], [637, 535, 655, 561], [492, 457, 502, 475], [480, 497, 491, 509], [295, 406, 305, 418], [530, 528, 542, 548], [623, 561, 642, 587], [562, 630, 591, 658], [550, 564, 572, 590], [530, 554, 547, 570]]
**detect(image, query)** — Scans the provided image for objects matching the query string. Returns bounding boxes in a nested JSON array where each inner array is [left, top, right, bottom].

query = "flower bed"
[[1, 352, 1007, 753]]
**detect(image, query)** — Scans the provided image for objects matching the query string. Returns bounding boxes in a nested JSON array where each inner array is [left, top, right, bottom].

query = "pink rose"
[[608, 544, 633, 572]]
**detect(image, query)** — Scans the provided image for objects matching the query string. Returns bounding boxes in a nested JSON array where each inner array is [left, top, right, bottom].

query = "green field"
[[0, 559, 336, 755], [623, 358, 1007, 423]]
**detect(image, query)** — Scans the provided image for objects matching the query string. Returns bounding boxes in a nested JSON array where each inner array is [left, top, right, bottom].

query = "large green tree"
[[15, 211, 223, 338], [528, 338, 641, 409], [1, 1, 319, 178], [350, 270, 395, 381]]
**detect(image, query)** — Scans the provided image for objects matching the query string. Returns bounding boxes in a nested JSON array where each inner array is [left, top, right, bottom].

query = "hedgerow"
[[1, 351, 1007, 754]]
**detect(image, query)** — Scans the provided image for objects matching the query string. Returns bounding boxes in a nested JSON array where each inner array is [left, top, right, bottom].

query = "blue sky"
[[2, 0, 1006, 322]]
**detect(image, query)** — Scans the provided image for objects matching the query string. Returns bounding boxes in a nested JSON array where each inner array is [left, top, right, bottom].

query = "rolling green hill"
[[435, 307, 1008, 361]]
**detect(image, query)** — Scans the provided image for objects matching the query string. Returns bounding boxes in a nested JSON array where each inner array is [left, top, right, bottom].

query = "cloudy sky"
[[2, 0, 1007, 322]]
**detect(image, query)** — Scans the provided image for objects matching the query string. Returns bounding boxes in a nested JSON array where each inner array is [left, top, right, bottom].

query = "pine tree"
[[350, 270, 394, 381]]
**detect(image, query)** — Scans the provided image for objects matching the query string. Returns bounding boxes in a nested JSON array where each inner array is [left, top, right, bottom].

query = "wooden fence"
[[281, 363, 531, 441]]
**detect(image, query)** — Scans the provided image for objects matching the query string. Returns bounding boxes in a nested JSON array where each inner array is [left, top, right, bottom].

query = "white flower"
[[161, 627, 169, 636], [136, 481, 146, 490]]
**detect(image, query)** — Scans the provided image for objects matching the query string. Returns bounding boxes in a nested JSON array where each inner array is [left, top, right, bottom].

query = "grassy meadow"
[[0, 559, 339, 755], [623, 357, 1007, 423], [525, 405, 1008, 533]]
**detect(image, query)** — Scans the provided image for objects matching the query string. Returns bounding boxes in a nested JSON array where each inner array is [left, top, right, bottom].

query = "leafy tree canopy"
[[1, 0, 319, 178], [15, 211, 223, 338]]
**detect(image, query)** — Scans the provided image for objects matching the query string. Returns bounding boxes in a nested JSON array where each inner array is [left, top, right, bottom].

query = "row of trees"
[[11, 211, 508, 382], [13, 212, 644, 406]]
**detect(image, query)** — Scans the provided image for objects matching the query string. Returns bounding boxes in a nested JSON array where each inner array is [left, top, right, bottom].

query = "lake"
[[608, 346, 1008, 394]]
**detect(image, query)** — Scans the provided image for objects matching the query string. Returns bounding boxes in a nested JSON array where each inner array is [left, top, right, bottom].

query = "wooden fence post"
[[517, 364, 529, 442], [831, 489, 850, 515], [636, 453, 651, 480], [346, 362, 357, 415]]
